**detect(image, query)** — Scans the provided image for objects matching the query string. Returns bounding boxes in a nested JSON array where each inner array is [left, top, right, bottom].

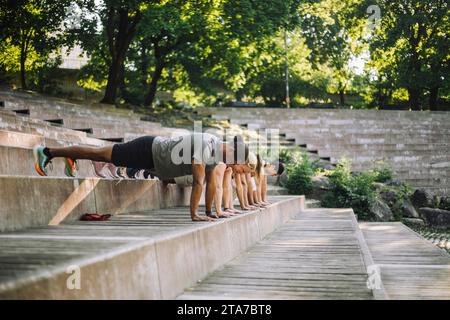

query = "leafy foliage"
[[373, 165, 394, 183], [322, 160, 377, 219], [0, 0, 86, 90], [280, 148, 317, 195], [0, 0, 448, 108]]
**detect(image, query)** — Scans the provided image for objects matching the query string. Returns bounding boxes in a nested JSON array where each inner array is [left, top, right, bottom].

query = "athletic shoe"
[[105, 163, 120, 178], [126, 168, 140, 179], [33, 145, 52, 176], [92, 161, 108, 178], [116, 167, 129, 179], [63, 158, 77, 177]]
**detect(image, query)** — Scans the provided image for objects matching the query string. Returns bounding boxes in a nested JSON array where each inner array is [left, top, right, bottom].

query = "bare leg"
[[234, 173, 248, 210], [205, 169, 216, 215], [223, 167, 232, 208], [49, 145, 113, 162], [262, 174, 270, 204], [222, 167, 238, 216], [212, 163, 229, 218]]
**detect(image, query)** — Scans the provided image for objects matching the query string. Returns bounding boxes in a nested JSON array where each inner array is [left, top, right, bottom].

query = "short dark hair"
[[233, 135, 249, 164]]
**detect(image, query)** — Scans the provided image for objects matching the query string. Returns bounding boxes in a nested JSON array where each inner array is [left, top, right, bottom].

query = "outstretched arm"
[[191, 163, 210, 221], [205, 169, 215, 215], [245, 173, 255, 205], [262, 174, 269, 203], [223, 167, 233, 209]]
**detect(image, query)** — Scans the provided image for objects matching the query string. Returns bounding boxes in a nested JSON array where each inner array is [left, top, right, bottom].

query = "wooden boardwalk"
[[1, 197, 449, 299], [0, 196, 303, 299], [360, 222, 450, 300], [179, 208, 374, 300]]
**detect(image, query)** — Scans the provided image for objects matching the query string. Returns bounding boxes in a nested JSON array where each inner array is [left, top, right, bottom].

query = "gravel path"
[[404, 223, 450, 254]]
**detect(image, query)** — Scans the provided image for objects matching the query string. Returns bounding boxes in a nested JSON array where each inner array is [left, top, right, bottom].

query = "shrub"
[[322, 160, 377, 220], [279, 148, 293, 164], [373, 165, 393, 183], [285, 153, 315, 195]]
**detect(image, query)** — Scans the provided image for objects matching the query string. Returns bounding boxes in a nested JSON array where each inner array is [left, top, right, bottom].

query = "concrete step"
[[231, 120, 450, 132], [323, 149, 450, 159], [178, 207, 376, 300], [0, 195, 304, 299], [0, 111, 108, 145], [0, 92, 147, 124], [0, 130, 110, 177], [267, 184, 289, 195], [0, 94, 190, 142], [0, 176, 193, 232], [301, 143, 450, 153], [1, 107, 186, 140], [240, 116, 450, 126], [245, 122, 450, 134], [306, 199, 321, 208], [359, 222, 450, 299], [298, 135, 449, 147], [394, 169, 450, 177], [329, 154, 450, 164], [400, 178, 450, 186], [204, 107, 450, 122], [0, 145, 95, 177]]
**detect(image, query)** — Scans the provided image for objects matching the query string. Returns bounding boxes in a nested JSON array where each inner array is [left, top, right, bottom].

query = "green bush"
[[279, 148, 294, 164], [322, 161, 377, 220], [373, 166, 393, 183], [285, 153, 315, 195]]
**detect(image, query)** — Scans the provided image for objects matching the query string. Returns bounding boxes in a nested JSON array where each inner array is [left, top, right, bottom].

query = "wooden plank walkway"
[[0, 196, 301, 298], [179, 208, 374, 300], [360, 222, 450, 299]]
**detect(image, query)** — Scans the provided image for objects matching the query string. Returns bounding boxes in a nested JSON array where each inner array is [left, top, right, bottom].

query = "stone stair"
[[198, 107, 450, 196]]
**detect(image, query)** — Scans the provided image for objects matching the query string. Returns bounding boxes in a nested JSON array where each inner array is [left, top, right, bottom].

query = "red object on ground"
[[80, 213, 112, 221]]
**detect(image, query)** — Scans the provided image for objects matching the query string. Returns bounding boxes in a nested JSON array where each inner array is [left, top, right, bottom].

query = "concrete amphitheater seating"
[[0, 90, 308, 299], [1, 91, 448, 299], [198, 107, 450, 196]]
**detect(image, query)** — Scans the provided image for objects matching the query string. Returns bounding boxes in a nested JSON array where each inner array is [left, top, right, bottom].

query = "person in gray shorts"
[[33, 133, 249, 221]]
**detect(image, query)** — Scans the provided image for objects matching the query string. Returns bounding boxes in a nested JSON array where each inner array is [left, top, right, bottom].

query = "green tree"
[[299, 0, 366, 106], [0, 0, 79, 89], [121, 0, 303, 107], [365, 0, 449, 110]]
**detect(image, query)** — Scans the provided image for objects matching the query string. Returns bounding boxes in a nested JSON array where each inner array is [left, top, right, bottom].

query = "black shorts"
[[111, 136, 155, 169]]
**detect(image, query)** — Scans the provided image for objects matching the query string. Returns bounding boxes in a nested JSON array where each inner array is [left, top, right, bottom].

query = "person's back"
[[152, 132, 221, 180]]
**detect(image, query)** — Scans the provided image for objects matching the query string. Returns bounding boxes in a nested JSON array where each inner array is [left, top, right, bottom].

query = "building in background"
[[60, 45, 89, 70]]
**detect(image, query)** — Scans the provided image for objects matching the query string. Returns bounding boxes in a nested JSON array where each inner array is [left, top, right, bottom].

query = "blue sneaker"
[[63, 158, 77, 177], [33, 145, 51, 176]]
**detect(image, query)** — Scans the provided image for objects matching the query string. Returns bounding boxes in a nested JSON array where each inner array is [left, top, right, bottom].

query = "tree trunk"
[[100, 7, 142, 104], [118, 60, 126, 99], [101, 57, 124, 104], [339, 89, 345, 106], [407, 25, 424, 111], [408, 87, 421, 110], [140, 41, 149, 89], [144, 60, 164, 107], [19, 50, 27, 90], [429, 86, 439, 111]]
